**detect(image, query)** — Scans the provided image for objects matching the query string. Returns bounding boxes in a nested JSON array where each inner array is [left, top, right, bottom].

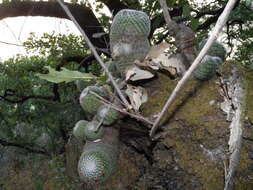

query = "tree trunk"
[[90, 63, 253, 190]]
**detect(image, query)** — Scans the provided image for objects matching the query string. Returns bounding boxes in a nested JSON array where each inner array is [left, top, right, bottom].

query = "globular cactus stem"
[[78, 127, 119, 186], [198, 39, 227, 61], [110, 9, 151, 73], [79, 86, 109, 117], [194, 55, 223, 81]]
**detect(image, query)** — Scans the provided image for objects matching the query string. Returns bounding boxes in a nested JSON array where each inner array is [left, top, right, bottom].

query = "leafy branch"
[[0, 88, 59, 104], [0, 139, 50, 156]]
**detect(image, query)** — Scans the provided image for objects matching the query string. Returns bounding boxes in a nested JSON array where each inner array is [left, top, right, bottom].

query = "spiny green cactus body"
[[110, 9, 150, 37], [75, 80, 95, 92], [79, 86, 108, 117], [73, 120, 89, 140], [97, 105, 122, 126], [110, 9, 151, 73], [78, 142, 118, 186], [84, 120, 104, 141], [194, 55, 222, 81], [198, 39, 227, 61]]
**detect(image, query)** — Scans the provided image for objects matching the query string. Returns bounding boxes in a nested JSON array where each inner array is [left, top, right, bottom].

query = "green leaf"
[[190, 18, 200, 31], [183, 4, 191, 17], [36, 66, 96, 83]]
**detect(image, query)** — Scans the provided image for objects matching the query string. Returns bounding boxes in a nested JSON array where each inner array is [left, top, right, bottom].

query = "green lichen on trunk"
[[142, 70, 230, 189]]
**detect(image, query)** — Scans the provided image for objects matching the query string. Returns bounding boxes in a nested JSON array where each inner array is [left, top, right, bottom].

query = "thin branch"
[[0, 1, 106, 48], [193, 6, 224, 19], [97, 0, 128, 15], [158, 0, 172, 23], [57, 0, 131, 110], [197, 0, 241, 31], [89, 91, 153, 127], [0, 40, 24, 47], [150, 0, 238, 138], [77, 54, 96, 70]]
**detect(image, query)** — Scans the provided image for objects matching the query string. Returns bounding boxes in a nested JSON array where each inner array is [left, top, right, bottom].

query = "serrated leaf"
[[36, 66, 95, 83]]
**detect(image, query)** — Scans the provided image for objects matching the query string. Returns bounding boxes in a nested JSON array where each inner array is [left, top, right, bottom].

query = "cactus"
[[78, 128, 119, 186], [110, 9, 151, 73], [79, 86, 109, 117], [83, 120, 104, 141], [194, 55, 222, 81], [198, 39, 227, 61], [110, 9, 150, 37], [73, 120, 89, 140], [96, 104, 123, 126], [76, 9, 152, 186]]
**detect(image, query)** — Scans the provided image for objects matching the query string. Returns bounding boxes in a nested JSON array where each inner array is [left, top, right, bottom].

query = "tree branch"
[[157, 0, 196, 68], [193, 7, 224, 19], [150, 7, 183, 37], [158, 0, 172, 23], [197, 0, 241, 31], [0, 139, 49, 156], [0, 94, 57, 104], [97, 0, 128, 15], [150, 0, 238, 138], [0, 1, 106, 48]]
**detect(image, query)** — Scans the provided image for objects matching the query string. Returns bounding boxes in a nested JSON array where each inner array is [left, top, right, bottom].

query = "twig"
[[0, 40, 24, 47], [158, 0, 172, 23], [56, 0, 131, 110], [89, 91, 153, 127], [150, 0, 238, 138]]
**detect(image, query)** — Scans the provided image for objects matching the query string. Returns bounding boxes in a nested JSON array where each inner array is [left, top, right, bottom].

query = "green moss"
[[142, 71, 230, 189], [242, 69, 253, 122], [142, 72, 225, 128]]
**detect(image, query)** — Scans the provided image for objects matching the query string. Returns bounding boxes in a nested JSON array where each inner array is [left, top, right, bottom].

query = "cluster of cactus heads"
[[74, 84, 122, 185], [194, 39, 227, 81], [198, 39, 227, 61], [73, 9, 153, 186]]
